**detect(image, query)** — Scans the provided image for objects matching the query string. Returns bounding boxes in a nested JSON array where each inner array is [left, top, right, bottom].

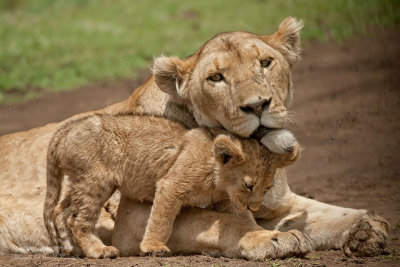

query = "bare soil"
[[0, 28, 399, 266]]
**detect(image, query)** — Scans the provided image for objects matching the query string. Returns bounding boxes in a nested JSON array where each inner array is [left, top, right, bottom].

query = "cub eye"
[[208, 73, 224, 82], [244, 183, 253, 192], [260, 59, 272, 68]]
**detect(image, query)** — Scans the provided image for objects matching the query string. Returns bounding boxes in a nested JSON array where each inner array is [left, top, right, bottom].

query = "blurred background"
[[0, 0, 398, 104]]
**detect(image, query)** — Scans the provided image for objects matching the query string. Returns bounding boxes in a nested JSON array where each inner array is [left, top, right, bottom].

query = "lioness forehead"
[[197, 32, 276, 59]]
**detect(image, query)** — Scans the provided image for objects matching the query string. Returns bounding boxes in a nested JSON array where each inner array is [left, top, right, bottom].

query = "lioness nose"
[[240, 98, 271, 117]]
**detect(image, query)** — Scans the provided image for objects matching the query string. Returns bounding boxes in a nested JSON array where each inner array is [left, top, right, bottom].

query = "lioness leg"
[[113, 196, 313, 259], [67, 178, 119, 259], [258, 194, 390, 257], [254, 170, 390, 257]]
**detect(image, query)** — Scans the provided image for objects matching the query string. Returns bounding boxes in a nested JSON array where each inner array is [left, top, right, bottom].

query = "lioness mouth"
[[250, 126, 275, 140]]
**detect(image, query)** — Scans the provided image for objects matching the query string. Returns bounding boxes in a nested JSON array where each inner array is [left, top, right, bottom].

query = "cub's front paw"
[[140, 242, 171, 257], [343, 212, 390, 257], [86, 245, 119, 259]]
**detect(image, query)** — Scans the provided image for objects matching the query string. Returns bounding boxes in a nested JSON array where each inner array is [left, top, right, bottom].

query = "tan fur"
[[0, 17, 389, 258], [44, 114, 299, 258]]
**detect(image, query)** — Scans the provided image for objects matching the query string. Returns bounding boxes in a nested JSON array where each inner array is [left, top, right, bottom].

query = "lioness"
[[0, 17, 389, 259], [44, 113, 300, 258]]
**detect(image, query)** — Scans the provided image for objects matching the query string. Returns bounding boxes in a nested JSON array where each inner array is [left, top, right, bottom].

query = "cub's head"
[[212, 134, 299, 212], [153, 17, 303, 147]]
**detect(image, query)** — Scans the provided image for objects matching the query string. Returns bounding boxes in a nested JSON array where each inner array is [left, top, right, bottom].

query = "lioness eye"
[[260, 59, 272, 68], [264, 185, 272, 192], [244, 183, 253, 192], [208, 73, 224, 82]]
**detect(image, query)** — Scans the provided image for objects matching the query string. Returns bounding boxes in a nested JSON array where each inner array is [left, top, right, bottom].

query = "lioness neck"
[[107, 76, 198, 129]]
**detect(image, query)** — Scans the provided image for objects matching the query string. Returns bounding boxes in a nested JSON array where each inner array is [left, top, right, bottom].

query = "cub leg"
[[54, 195, 77, 256], [67, 179, 119, 259], [140, 180, 183, 256]]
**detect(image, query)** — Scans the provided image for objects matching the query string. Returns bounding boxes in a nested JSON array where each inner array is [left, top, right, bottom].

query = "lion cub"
[[44, 113, 299, 259]]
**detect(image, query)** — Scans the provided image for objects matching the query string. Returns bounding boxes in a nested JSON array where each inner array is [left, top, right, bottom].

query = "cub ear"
[[213, 135, 245, 165], [152, 56, 190, 101], [266, 17, 303, 65]]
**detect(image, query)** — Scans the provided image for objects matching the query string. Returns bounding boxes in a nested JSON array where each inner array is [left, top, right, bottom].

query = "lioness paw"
[[260, 129, 297, 154], [343, 213, 390, 257], [140, 242, 171, 257]]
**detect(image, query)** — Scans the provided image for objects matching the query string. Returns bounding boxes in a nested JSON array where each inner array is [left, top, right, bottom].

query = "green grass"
[[0, 0, 399, 103]]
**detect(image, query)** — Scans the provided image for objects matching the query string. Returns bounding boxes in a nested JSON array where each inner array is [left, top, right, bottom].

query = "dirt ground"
[[0, 28, 399, 266]]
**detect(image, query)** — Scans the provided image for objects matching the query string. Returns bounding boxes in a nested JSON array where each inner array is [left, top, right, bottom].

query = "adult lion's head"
[[153, 17, 303, 152]]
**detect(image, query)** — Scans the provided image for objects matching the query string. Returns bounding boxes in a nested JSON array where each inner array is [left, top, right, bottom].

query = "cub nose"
[[240, 98, 271, 117]]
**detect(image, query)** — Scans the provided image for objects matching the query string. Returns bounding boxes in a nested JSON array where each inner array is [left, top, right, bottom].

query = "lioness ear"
[[152, 56, 190, 101], [213, 135, 245, 165], [266, 17, 303, 65]]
